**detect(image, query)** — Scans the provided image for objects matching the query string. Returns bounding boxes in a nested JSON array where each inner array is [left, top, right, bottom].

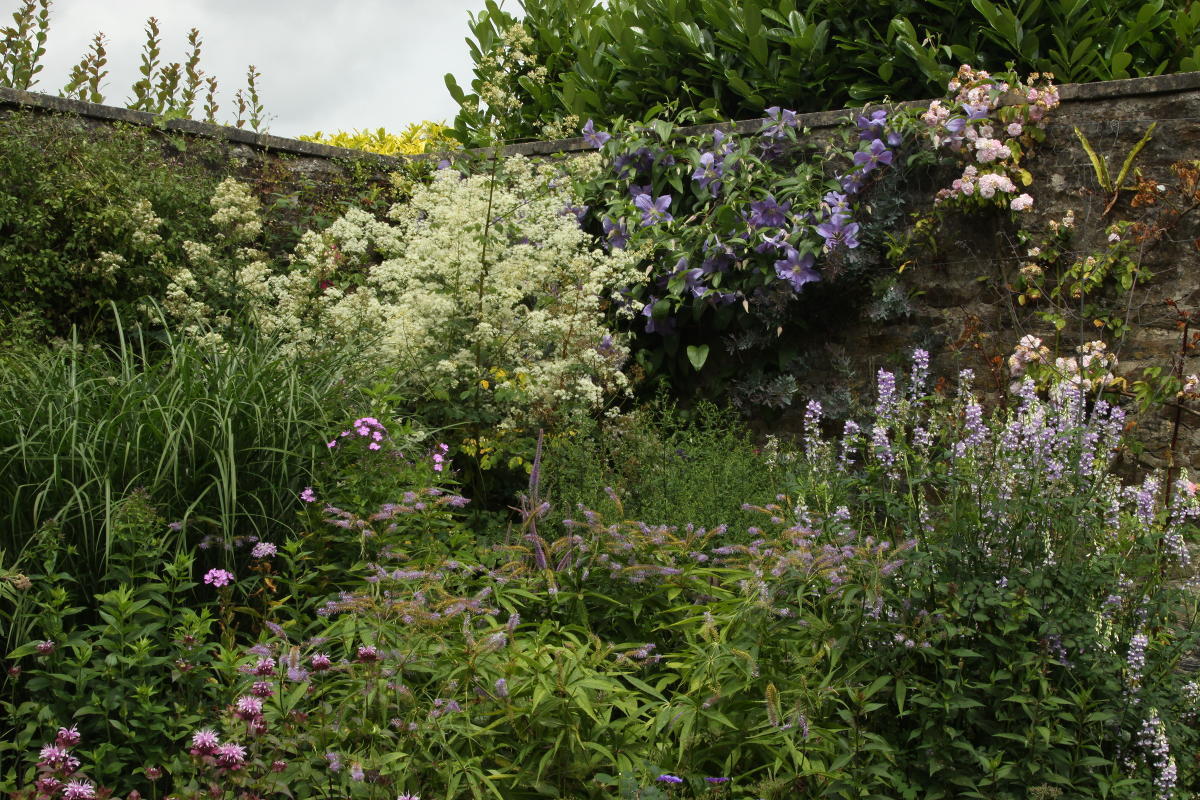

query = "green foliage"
[[541, 397, 786, 531], [449, 0, 1200, 143], [1, 491, 227, 791], [0, 111, 223, 337], [0, 0, 48, 91], [0, 2, 267, 130], [0, 321, 363, 585]]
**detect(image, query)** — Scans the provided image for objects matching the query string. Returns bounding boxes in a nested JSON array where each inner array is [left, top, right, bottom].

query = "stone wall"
[[4, 73, 1199, 469]]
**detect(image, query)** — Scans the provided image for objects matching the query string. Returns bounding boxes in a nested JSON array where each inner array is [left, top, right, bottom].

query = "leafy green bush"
[[0, 111, 223, 337], [448, 0, 1200, 142]]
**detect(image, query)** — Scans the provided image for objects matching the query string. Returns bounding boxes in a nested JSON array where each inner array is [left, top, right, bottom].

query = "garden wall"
[[3, 73, 1199, 469]]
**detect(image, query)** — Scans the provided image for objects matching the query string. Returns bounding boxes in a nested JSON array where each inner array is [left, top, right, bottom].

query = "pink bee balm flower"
[[214, 743, 247, 770], [35, 640, 56, 655], [234, 695, 264, 720], [38, 744, 71, 768], [62, 780, 95, 800], [55, 725, 81, 747], [311, 652, 333, 671], [251, 656, 277, 676], [189, 728, 220, 755], [203, 568, 234, 587]]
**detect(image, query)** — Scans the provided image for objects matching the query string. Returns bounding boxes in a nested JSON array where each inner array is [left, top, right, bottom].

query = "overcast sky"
[[31, 0, 489, 138]]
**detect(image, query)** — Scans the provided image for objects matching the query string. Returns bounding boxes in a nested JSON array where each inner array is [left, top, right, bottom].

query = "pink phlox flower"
[[203, 568, 234, 587]]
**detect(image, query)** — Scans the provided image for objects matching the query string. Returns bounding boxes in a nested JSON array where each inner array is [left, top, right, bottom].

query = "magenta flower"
[[203, 568, 234, 588], [311, 652, 333, 671], [38, 744, 72, 768], [299, 487, 317, 503], [35, 777, 63, 796], [251, 656, 277, 676], [356, 645, 379, 663], [35, 640, 56, 655]]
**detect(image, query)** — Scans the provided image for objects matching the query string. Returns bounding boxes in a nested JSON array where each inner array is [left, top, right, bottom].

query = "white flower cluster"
[[156, 178, 271, 344], [162, 157, 640, 431]]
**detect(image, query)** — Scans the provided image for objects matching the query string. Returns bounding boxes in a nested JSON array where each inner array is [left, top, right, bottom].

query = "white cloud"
[[31, 0, 484, 137]]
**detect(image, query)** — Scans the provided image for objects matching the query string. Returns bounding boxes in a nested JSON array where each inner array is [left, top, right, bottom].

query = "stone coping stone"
[[3, 70, 1199, 164]]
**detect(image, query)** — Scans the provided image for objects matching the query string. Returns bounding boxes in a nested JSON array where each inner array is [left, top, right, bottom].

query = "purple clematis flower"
[[560, 204, 589, 226], [641, 296, 674, 334], [746, 194, 791, 229], [774, 246, 821, 291], [856, 109, 888, 140], [692, 151, 724, 195], [815, 217, 860, 251], [762, 106, 799, 139], [581, 119, 611, 148], [963, 102, 990, 119], [601, 216, 628, 250], [633, 193, 673, 227], [754, 228, 789, 254], [852, 138, 894, 173], [700, 235, 736, 273]]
